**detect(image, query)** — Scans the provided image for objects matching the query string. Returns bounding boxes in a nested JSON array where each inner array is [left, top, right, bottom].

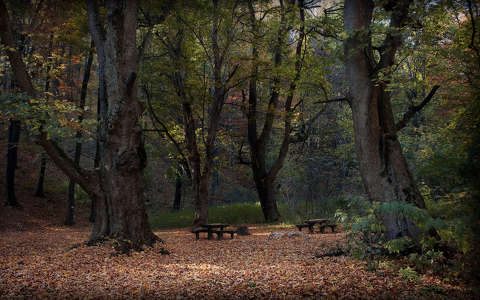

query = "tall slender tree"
[[65, 41, 94, 226], [246, 0, 305, 222], [147, 0, 240, 225]]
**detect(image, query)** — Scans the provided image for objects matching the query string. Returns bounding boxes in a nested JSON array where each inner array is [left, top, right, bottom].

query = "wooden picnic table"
[[193, 223, 234, 240], [296, 219, 333, 234], [304, 218, 328, 225]]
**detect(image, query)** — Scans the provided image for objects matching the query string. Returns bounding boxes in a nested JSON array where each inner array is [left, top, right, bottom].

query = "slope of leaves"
[[0, 223, 475, 299]]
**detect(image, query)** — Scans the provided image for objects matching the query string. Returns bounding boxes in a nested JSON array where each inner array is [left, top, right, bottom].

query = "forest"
[[0, 0, 479, 298]]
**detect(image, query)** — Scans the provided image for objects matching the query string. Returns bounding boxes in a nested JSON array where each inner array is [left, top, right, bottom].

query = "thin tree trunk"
[[171, 1, 230, 225], [34, 154, 47, 197], [5, 120, 21, 207], [65, 41, 94, 226], [173, 175, 182, 211], [35, 33, 55, 198]]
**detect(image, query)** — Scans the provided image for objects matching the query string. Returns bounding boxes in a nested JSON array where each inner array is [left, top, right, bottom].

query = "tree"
[[83, 0, 159, 249], [1, 0, 161, 251], [5, 120, 21, 207], [0, 0, 37, 207], [246, 0, 305, 222], [343, 0, 439, 241], [65, 42, 94, 226], [143, 0, 240, 225]]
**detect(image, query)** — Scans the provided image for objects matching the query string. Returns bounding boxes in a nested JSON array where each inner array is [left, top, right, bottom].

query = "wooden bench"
[[319, 224, 337, 233], [192, 228, 210, 240], [296, 220, 338, 234], [192, 223, 235, 240], [296, 224, 313, 233], [213, 230, 235, 240]]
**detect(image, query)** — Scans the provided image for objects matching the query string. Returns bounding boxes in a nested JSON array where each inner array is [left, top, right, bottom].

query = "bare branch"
[[396, 85, 440, 131], [143, 85, 190, 177], [315, 97, 349, 104]]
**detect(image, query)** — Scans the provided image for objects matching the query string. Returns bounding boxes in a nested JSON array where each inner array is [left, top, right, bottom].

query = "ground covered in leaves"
[[0, 215, 476, 299]]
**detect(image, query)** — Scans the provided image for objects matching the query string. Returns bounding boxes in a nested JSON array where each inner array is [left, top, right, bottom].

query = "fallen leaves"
[[0, 225, 476, 299]]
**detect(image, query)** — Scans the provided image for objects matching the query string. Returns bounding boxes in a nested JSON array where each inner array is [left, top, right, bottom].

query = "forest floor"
[[0, 211, 477, 299], [0, 141, 478, 299]]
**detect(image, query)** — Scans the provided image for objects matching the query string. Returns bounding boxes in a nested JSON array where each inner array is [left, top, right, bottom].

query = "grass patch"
[[149, 202, 305, 229]]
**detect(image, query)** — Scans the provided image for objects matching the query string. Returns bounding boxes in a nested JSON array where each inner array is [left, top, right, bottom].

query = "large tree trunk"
[[5, 119, 21, 207], [86, 0, 157, 249], [254, 176, 280, 222], [90, 49, 105, 224], [344, 0, 425, 241]]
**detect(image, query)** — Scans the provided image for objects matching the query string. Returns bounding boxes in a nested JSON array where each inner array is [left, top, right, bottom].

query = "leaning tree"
[[0, 0, 165, 251]]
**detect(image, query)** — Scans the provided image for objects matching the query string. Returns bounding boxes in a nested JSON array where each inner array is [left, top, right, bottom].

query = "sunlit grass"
[[149, 202, 305, 229]]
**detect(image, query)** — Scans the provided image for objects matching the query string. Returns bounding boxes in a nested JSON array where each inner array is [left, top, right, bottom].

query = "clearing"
[[0, 215, 474, 299]]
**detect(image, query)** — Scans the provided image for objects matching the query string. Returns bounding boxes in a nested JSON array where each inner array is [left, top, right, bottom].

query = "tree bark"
[[86, 0, 158, 249], [344, 0, 426, 241]]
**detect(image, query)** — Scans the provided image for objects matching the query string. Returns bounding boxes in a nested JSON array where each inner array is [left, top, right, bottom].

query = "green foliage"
[[399, 266, 420, 284], [0, 93, 95, 141], [345, 202, 385, 266], [408, 250, 445, 274], [341, 198, 452, 272]]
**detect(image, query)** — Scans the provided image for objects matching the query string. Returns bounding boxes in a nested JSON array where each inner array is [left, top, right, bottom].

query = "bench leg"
[[297, 226, 302, 232], [217, 232, 223, 240], [230, 232, 234, 239], [195, 232, 200, 240], [320, 226, 325, 233], [208, 231, 213, 240], [308, 225, 314, 234]]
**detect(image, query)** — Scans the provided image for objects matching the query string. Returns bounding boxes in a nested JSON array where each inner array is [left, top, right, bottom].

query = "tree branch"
[[467, 0, 480, 68], [314, 97, 348, 104], [143, 86, 191, 179], [0, 0, 101, 198], [137, 26, 153, 64], [395, 85, 440, 131]]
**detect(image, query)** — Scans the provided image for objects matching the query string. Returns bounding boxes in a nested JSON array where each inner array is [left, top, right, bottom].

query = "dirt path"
[[0, 224, 473, 299]]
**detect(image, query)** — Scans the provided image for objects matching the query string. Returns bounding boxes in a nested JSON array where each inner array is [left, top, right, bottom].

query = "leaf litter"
[[0, 224, 475, 299]]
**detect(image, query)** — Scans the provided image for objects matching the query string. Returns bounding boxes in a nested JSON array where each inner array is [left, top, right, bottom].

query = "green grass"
[[149, 202, 305, 229]]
